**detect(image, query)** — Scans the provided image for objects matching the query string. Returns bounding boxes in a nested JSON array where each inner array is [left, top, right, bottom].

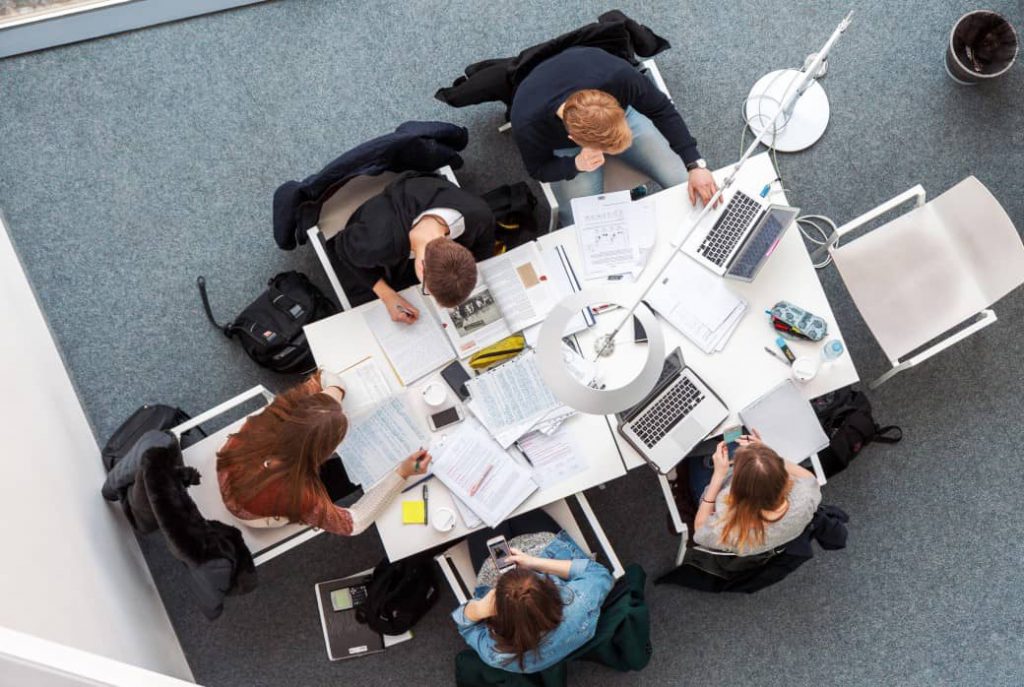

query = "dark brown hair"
[[424, 238, 478, 307], [487, 568, 565, 669], [216, 375, 347, 522], [562, 89, 632, 153], [719, 443, 792, 552]]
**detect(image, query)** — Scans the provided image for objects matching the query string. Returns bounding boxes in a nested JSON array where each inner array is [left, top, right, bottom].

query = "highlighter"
[[775, 336, 796, 364]]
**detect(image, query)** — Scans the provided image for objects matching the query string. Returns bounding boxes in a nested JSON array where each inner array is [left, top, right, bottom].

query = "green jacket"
[[454, 564, 651, 687]]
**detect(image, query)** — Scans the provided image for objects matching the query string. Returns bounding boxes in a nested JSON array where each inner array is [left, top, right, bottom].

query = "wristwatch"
[[686, 158, 707, 172]]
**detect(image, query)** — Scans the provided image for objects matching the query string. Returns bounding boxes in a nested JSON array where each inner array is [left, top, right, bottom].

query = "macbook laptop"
[[617, 348, 729, 474], [681, 189, 799, 280]]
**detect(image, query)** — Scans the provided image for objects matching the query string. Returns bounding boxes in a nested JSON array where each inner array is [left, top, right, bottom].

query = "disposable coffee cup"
[[792, 356, 819, 383], [432, 507, 456, 533], [422, 382, 447, 408]]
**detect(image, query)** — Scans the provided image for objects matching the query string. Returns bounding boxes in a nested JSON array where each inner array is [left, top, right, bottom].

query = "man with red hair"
[[511, 46, 719, 227]]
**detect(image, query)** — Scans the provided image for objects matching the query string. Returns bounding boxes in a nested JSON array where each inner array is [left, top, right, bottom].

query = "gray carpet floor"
[[2, 1, 1023, 685]]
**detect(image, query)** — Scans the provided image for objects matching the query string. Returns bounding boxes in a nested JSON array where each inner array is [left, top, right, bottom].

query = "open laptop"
[[616, 348, 728, 474], [681, 189, 799, 281]]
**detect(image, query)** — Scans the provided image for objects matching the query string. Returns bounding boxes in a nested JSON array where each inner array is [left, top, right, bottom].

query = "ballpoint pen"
[[422, 483, 429, 526], [401, 473, 434, 493], [763, 346, 790, 367]]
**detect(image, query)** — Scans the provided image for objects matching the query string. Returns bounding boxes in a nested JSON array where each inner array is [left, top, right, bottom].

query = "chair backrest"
[[170, 386, 325, 566], [832, 176, 1024, 360], [317, 171, 399, 240]]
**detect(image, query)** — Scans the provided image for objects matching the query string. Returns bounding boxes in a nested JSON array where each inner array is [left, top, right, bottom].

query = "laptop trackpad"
[[671, 416, 706, 450]]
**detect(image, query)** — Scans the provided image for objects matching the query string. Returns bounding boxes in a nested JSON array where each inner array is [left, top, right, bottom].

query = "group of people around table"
[[215, 48, 822, 673]]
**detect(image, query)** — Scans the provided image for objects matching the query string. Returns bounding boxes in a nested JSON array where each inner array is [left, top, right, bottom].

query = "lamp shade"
[[536, 288, 665, 415]]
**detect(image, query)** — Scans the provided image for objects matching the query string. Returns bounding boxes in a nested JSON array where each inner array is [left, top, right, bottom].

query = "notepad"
[[739, 379, 829, 461], [401, 500, 426, 525]]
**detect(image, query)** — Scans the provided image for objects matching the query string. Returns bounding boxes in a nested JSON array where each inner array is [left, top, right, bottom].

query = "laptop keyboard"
[[631, 376, 705, 448], [698, 190, 760, 266]]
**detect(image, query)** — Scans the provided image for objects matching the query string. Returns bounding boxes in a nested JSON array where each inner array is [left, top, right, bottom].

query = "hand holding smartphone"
[[723, 425, 743, 459], [486, 535, 516, 574]]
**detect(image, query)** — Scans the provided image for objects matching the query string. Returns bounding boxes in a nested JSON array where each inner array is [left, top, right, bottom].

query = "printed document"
[[571, 191, 645, 278], [338, 396, 428, 487], [465, 351, 564, 448], [428, 282, 513, 359], [516, 427, 588, 490], [478, 242, 558, 333], [541, 243, 594, 335], [335, 357, 396, 414], [430, 420, 537, 528], [365, 287, 455, 385]]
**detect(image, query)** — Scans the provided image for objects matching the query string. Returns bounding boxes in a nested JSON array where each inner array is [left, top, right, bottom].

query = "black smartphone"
[[440, 361, 472, 401]]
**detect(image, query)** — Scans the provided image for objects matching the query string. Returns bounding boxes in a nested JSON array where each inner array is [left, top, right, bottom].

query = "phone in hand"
[[723, 425, 743, 459], [428, 405, 464, 432], [440, 361, 472, 402], [486, 535, 516, 574]]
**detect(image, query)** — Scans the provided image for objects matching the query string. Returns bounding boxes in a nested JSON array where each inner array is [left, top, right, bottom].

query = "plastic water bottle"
[[821, 339, 845, 362]]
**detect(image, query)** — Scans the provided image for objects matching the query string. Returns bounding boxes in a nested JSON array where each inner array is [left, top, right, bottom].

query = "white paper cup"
[[432, 507, 456, 533], [792, 356, 819, 383], [422, 382, 447, 408]]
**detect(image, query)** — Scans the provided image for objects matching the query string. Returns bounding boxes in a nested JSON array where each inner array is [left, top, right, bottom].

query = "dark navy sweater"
[[509, 47, 701, 182]]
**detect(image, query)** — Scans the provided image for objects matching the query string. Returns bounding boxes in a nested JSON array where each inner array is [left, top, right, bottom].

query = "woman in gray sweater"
[[693, 430, 821, 555]]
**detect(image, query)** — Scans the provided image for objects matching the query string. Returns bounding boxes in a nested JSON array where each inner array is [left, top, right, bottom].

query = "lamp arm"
[[592, 12, 854, 361]]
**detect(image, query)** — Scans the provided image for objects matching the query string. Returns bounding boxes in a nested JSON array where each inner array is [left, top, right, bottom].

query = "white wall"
[[0, 213, 193, 682]]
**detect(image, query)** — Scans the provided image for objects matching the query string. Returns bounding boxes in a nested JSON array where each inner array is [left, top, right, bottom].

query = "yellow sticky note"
[[402, 500, 426, 525]]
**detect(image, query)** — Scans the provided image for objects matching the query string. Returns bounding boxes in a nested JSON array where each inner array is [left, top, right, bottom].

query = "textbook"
[[426, 242, 560, 358]]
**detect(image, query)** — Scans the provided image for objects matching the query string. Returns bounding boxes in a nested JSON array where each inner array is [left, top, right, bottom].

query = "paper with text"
[[338, 396, 429, 487], [336, 358, 396, 414], [479, 242, 558, 333], [517, 427, 588, 490], [430, 419, 537, 528], [571, 191, 644, 278], [465, 351, 563, 448], [364, 287, 455, 385], [430, 283, 513, 359]]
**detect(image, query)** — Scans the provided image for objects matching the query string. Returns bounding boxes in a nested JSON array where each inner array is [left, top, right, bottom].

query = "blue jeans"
[[550, 107, 689, 227]]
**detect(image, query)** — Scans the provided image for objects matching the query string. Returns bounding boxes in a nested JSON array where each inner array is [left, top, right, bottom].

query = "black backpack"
[[357, 553, 440, 635], [811, 388, 902, 477], [196, 271, 338, 374], [101, 404, 205, 472]]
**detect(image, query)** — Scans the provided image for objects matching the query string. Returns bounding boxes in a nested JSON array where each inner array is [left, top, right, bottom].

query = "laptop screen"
[[727, 206, 798, 280]]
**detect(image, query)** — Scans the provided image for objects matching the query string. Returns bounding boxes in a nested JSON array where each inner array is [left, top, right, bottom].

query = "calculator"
[[330, 584, 368, 612]]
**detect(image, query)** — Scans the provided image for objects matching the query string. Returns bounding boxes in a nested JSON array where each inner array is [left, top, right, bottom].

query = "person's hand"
[[506, 547, 538, 570], [575, 147, 605, 173], [396, 449, 431, 479], [738, 428, 762, 447], [711, 441, 731, 475], [687, 168, 720, 208], [381, 291, 419, 324]]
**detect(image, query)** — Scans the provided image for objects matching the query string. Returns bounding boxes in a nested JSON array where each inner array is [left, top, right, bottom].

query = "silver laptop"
[[617, 348, 728, 474], [682, 189, 799, 280]]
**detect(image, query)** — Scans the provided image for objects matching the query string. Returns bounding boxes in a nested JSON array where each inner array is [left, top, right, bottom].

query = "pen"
[[422, 483, 429, 526], [513, 441, 534, 467], [590, 303, 620, 315], [395, 304, 415, 317], [763, 346, 789, 366], [469, 464, 494, 497], [401, 473, 434, 493]]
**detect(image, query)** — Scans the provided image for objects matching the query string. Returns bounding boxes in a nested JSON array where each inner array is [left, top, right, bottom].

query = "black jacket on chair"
[[273, 120, 469, 250], [434, 10, 670, 117], [116, 432, 257, 619], [655, 506, 849, 593]]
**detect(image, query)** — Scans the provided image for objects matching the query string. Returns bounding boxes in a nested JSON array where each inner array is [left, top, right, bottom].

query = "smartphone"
[[428, 405, 464, 431], [486, 535, 516, 574], [723, 425, 743, 459], [440, 361, 472, 402]]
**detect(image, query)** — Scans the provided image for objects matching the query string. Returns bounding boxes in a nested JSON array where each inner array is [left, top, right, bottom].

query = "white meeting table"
[[305, 151, 858, 561], [542, 152, 860, 474]]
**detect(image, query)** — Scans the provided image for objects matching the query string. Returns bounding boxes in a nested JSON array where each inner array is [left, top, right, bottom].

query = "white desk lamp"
[[538, 12, 854, 416]]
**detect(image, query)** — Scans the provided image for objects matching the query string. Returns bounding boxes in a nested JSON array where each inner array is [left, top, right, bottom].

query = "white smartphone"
[[427, 405, 464, 431], [486, 535, 516, 574]]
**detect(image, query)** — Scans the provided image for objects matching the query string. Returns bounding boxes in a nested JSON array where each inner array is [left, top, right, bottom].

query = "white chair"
[[501, 59, 674, 233], [830, 176, 1024, 388], [170, 385, 327, 566], [657, 472, 689, 567], [306, 165, 460, 310], [434, 493, 624, 604]]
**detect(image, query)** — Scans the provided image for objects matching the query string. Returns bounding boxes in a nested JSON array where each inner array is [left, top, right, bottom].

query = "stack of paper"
[[516, 427, 588, 490], [465, 351, 567, 448], [334, 357, 396, 414], [430, 420, 537, 528], [571, 191, 654, 279], [646, 253, 747, 353], [338, 396, 429, 487]]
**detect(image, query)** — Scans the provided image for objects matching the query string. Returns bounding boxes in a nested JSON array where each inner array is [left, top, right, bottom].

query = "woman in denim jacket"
[[451, 511, 614, 673]]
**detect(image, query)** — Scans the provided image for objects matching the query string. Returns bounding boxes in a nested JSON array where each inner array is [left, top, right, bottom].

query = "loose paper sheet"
[[364, 288, 454, 385], [338, 396, 428, 487]]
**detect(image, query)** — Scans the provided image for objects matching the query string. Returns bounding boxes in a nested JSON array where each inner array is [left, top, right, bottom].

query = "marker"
[[775, 336, 796, 364]]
